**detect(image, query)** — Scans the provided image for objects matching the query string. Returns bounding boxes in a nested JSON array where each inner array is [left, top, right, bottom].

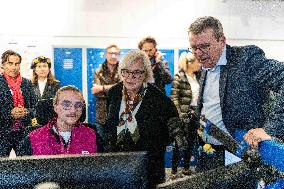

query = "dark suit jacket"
[[104, 82, 180, 185], [197, 45, 284, 140], [0, 75, 37, 137]]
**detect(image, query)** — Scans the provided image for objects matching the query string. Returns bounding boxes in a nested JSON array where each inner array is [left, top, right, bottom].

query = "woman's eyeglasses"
[[121, 69, 145, 79]]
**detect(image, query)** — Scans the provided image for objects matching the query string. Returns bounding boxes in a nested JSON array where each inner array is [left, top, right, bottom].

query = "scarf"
[[117, 84, 147, 144], [3, 72, 24, 107], [4, 72, 25, 130]]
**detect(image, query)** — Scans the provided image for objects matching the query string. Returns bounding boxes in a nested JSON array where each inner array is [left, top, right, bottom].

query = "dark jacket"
[[197, 45, 284, 140], [171, 70, 200, 119], [0, 75, 37, 137], [151, 58, 173, 94], [33, 81, 60, 125], [33, 80, 60, 100], [103, 82, 182, 185]]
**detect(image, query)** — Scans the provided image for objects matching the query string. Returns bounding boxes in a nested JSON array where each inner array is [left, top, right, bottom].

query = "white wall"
[[2, 0, 284, 38], [1, 0, 283, 121], [1, 0, 284, 66]]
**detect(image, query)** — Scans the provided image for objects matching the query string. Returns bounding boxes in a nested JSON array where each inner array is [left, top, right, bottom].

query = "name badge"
[[82, 151, 90, 155]]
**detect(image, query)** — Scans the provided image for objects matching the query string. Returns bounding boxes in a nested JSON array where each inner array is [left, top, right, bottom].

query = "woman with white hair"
[[103, 50, 185, 187]]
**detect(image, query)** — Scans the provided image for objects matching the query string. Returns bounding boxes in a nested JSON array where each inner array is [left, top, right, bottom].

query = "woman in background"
[[0, 50, 37, 157], [31, 56, 60, 125], [171, 51, 201, 176]]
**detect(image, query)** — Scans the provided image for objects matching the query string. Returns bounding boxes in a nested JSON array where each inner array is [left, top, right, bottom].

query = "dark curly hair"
[[1, 50, 22, 64], [138, 36, 157, 50]]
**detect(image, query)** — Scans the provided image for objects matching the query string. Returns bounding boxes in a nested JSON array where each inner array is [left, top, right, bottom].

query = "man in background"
[[138, 36, 173, 94], [91, 44, 120, 136]]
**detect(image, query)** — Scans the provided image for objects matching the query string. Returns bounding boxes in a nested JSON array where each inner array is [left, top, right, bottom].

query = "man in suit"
[[0, 50, 37, 157], [188, 16, 284, 170]]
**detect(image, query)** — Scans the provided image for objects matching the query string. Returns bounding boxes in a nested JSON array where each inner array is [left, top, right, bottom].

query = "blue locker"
[[54, 48, 83, 90]]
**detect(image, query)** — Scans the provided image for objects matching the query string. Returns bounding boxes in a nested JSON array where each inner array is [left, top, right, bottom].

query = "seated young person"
[[16, 85, 97, 156]]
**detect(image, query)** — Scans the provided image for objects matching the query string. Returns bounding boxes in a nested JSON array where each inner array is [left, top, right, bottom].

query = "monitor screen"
[[0, 152, 149, 189], [157, 161, 256, 189]]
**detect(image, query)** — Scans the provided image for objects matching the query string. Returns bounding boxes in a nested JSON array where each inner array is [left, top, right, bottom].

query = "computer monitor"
[[0, 152, 149, 189], [157, 161, 256, 189]]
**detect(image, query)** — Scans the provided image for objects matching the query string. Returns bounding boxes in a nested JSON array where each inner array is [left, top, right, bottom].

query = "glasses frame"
[[189, 43, 211, 53], [121, 69, 145, 79], [106, 51, 120, 56], [60, 100, 84, 111]]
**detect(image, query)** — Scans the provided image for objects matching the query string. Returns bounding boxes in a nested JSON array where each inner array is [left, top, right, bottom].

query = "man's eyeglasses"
[[189, 43, 211, 53], [60, 100, 84, 110], [121, 69, 145, 79], [106, 52, 120, 56]]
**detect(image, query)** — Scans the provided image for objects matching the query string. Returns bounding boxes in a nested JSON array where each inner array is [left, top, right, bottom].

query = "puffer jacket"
[[171, 70, 200, 119]]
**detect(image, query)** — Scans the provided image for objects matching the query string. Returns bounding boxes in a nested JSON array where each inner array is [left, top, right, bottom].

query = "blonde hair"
[[178, 52, 196, 72], [53, 85, 85, 105], [118, 50, 153, 83]]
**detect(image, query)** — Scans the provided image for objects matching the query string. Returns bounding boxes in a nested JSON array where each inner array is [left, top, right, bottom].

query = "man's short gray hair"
[[188, 16, 224, 39], [118, 50, 153, 83]]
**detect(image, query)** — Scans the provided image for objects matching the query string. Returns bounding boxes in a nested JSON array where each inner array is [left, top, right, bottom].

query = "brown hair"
[[31, 56, 59, 85], [138, 36, 157, 50], [1, 50, 22, 64]]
